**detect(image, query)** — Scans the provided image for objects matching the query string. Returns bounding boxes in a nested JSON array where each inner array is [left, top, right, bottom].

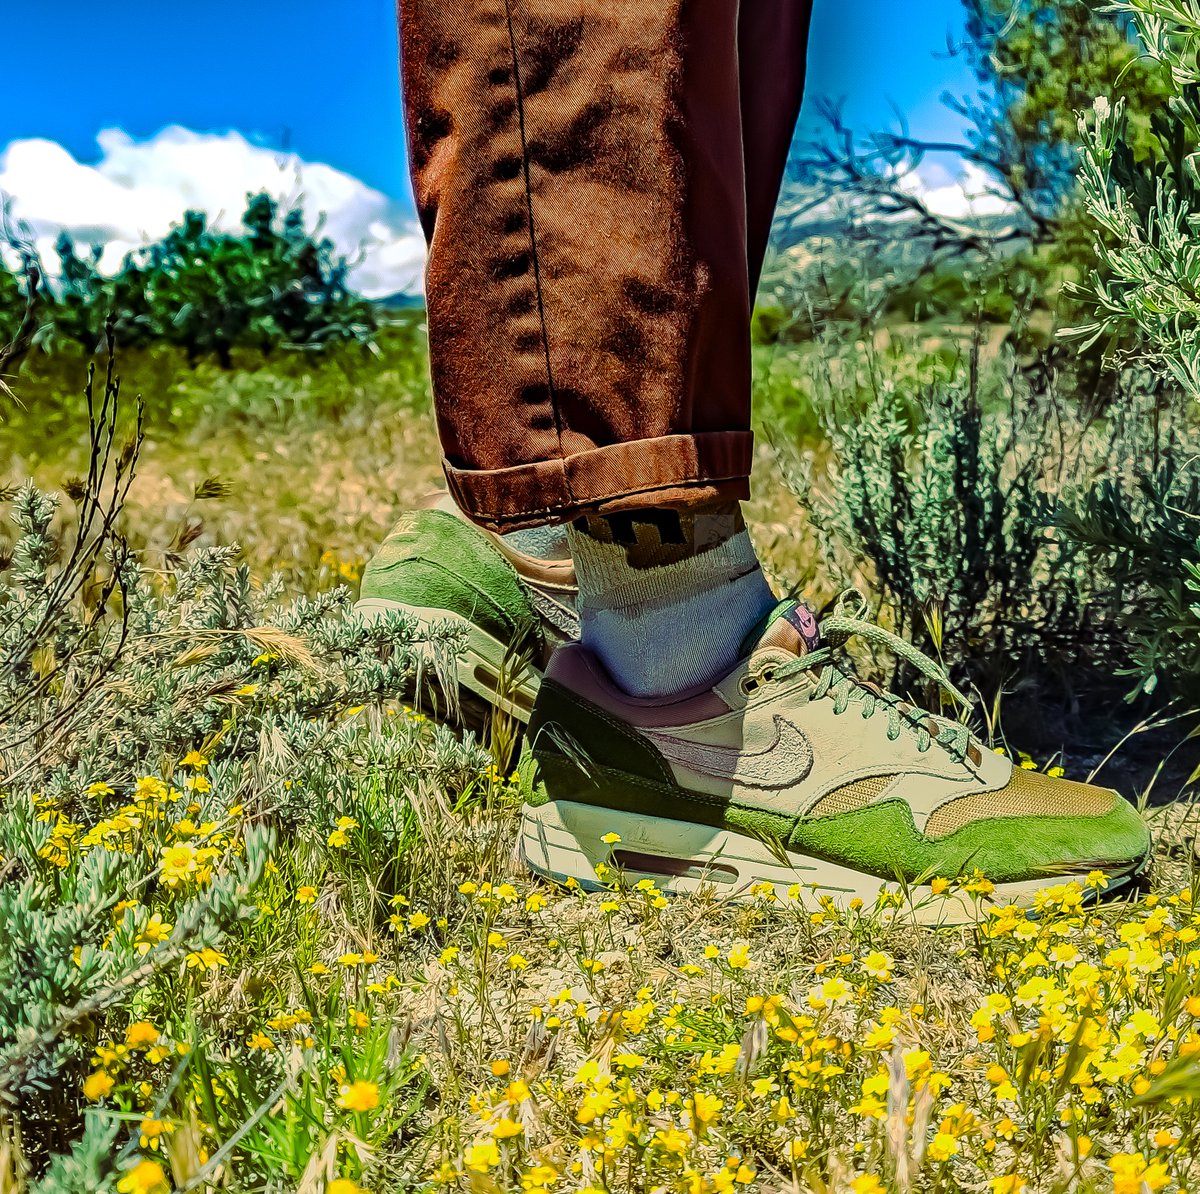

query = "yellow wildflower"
[[185, 947, 228, 970], [138, 1119, 174, 1150], [134, 914, 172, 955], [726, 943, 751, 970], [116, 1160, 169, 1194], [464, 1140, 500, 1172], [927, 1132, 958, 1162], [83, 1070, 114, 1100], [690, 1091, 722, 1126], [125, 1022, 160, 1049], [1109, 1153, 1169, 1194], [338, 1080, 380, 1112], [862, 950, 893, 980], [160, 843, 198, 886]]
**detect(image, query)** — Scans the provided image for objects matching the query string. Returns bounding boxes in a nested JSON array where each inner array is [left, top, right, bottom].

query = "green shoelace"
[[761, 593, 978, 764]]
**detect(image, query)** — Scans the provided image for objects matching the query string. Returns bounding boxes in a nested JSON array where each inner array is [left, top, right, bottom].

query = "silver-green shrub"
[[783, 329, 1195, 719], [1067, 0, 1200, 395], [1057, 0, 1200, 702], [0, 347, 489, 1182]]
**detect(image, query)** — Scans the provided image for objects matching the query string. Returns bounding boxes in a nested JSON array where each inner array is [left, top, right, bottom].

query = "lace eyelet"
[[739, 666, 778, 697]]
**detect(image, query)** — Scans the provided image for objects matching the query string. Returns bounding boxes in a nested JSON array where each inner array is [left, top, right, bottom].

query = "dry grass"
[[5, 335, 1200, 1193], [0, 332, 827, 601]]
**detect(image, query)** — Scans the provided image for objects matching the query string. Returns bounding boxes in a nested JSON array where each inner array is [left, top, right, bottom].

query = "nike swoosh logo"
[[644, 715, 814, 790]]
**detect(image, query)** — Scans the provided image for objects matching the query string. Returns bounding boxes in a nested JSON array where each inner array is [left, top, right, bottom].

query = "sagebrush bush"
[[1054, 0, 1200, 704], [783, 328, 1198, 735], [1068, 0, 1200, 396], [1058, 451, 1200, 704]]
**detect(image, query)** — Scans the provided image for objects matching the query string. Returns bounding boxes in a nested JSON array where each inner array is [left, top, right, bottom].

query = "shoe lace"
[[761, 591, 979, 765]]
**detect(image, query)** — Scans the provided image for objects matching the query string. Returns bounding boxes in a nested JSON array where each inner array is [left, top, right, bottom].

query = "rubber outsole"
[[518, 799, 1140, 927], [355, 599, 540, 723]]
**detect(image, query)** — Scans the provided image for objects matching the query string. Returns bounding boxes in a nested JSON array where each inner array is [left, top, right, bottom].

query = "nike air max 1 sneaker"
[[356, 497, 578, 721], [519, 596, 1151, 921]]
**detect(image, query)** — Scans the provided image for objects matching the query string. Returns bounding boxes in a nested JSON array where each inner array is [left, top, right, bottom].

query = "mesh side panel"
[[925, 767, 1117, 839], [807, 775, 897, 819]]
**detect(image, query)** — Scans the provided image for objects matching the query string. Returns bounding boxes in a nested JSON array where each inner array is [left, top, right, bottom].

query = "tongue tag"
[[740, 599, 822, 659], [783, 602, 821, 652]]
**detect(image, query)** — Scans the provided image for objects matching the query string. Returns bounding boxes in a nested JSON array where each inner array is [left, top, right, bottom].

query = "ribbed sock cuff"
[[569, 526, 762, 613]]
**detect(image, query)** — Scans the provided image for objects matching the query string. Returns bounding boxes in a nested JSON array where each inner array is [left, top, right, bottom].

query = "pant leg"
[[739, 0, 814, 297], [397, 1, 811, 531]]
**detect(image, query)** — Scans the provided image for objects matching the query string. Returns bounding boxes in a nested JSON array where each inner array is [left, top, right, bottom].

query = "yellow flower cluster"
[[431, 873, 1200, 1194], [35, 767, 237, 886]]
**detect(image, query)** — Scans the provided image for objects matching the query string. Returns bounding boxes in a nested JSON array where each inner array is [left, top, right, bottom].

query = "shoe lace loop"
[[763, 591, 977, 764]]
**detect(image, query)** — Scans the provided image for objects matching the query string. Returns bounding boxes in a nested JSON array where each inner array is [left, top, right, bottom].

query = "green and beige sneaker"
[[519, 595, 1151, 921], [356, 498, 578, 721]]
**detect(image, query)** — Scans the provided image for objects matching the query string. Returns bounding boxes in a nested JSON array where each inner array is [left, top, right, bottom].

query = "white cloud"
[[0, 126, 425, 298], [905, 158, 1016, 219]]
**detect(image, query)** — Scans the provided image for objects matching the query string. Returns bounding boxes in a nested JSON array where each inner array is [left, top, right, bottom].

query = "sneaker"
[[356, 497, 578, 721], [519, 595, 1151, 920]]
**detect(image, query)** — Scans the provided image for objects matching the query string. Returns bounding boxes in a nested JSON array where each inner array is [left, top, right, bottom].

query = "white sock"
[[566, 505, 776, 698]]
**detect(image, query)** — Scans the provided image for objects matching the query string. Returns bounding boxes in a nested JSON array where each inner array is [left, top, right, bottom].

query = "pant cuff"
[[444, 432, 753, 531]]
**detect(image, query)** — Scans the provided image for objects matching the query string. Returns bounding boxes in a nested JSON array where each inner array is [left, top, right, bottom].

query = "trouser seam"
[[501, 0, 568, 477]]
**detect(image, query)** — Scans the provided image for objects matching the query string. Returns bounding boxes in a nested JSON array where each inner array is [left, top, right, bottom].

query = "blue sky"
[[1, 0, 985, 295], [4, 0, 978, 210]]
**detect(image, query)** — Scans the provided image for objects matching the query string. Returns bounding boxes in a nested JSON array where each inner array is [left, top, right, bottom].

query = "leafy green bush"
[[4, 193, 379, 367]]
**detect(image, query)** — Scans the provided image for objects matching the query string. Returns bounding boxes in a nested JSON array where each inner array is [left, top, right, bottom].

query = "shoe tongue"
[[738, 599, 822, 660]]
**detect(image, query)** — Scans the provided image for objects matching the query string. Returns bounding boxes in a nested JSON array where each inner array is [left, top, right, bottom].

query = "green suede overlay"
[[360, 511, 540, 652], [782, 801, 1149, 884], [528, 681, 1151, 885]]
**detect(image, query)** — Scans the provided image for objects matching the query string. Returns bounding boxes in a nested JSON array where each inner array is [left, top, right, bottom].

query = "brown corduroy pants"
[[397, 1, 814, 531]]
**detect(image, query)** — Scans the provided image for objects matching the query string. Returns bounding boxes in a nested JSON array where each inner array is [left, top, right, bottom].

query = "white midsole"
[[519, 799, 1106, 927], [354, 599, 540, 722]]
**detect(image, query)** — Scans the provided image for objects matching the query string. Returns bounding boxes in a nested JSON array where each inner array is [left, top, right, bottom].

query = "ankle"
[[566, 504, 776, 698]]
